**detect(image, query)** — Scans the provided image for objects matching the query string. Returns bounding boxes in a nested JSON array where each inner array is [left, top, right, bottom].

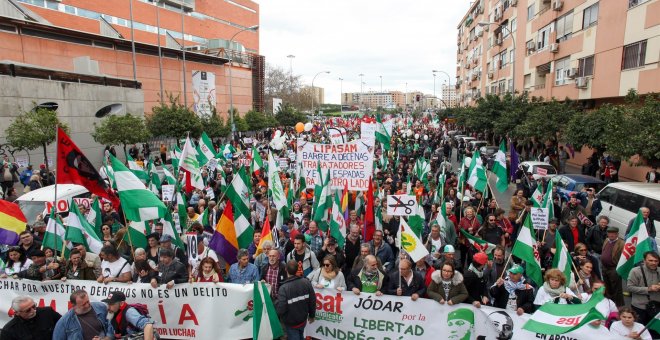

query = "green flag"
[[617, 209, 654, 279], [375, 114, 391, 150], [511, 214, 543, 286], [493, 140, 509, 192], [126, 154, 148, 182], [110, 154, 167, 222]]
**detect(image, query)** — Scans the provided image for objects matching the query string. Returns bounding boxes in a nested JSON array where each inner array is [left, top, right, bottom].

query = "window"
[[555, 11, 574, 42], [499, 51, 508, 67], [629, 0, 651, 9], [510, 48, 515, 63], [527, 4, 535, 21], [555, 57, 571, 85], [508, 79, 513, 92], [498, 80, 506, 93], [582, 3, 599, 29], [511, 18, 517, 32], [597, 187, 616, 204], [578, 55, 594, 77], [524, 74, 532, 88], [537, 23, 554, 50], [622, 40, 647, 69], [613, 190, 644, 213]]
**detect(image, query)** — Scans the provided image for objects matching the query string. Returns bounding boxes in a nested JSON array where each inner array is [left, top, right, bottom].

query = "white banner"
[[386, 194, 418, 216], [327, 127, 347, 144], [192, 71, 216, 117], [0, 279, 253, 340], [161, 185, 175, 202], [45, 198, 92, 213], [360, 120, 393, 140], [306, 289, 620, 340], [296, 138, 374, 191], [531, 208, 549, 230]]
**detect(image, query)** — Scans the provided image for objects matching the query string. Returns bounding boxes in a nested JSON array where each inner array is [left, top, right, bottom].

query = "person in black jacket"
[[489, 264, 535, 316], [386, 259, 425, 300], [150, 248, 187, 289], [1, 295, 61, 340], [276, 260, 317, 340], [260, 249, 287, 300], [463, 252, 490, 307], [558, 217, 586, 253]]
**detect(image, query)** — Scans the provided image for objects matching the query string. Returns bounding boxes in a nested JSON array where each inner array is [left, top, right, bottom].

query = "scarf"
[[503, 276, 526, 296], [542, 282, 566, 298], [468, 263, 484, 278], [321, 269, 337, 281]]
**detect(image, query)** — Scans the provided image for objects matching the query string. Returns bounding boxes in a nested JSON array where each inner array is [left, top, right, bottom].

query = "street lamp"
[[432, 73, 437, 106], [311, 71, 330, 116], [228, 24, 259, 140], [379, 75, 382, 92], [478, 21, 515, 93], [287, 54, 295, 92], [338, 77, 343, 113], [433, 70, 452, 108], [358, 73, 365, 112]]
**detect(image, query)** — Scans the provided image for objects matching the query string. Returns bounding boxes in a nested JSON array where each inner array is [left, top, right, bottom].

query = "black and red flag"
[[56, 127, 120, 207]]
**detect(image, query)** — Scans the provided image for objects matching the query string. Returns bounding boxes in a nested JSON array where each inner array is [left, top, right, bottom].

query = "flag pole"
[[498, 253, 513, 280], [121, 210, 135, 258], [636, 312, 660, 337]]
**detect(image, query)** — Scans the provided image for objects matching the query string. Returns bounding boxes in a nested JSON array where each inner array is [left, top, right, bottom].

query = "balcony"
[[162, 0, 195, 12]]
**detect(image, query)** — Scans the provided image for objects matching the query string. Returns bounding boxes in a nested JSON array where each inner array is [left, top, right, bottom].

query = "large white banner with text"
[[296, 139, 374, 191]]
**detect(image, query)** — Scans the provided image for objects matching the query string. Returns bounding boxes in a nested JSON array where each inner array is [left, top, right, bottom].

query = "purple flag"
[[509, 141, 519, 182]]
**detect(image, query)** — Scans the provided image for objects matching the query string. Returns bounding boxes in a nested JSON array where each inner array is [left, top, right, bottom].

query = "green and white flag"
[[161, 210, 185, 249], [329, 190, 346, 248], [110, 154, 167, 222], [225, 167, 254, 249], [126, 154, 148, 182], [541, 179, 555, 221], [176, 192, 188, 232], [647, 312, 660, 335], [375, 114, 391, 150], [312, 164, 331, 232], [493, 140, 509, 192], [413, 157, 430, 189], [553, 230, 573, 286], [398, 217, 429, 262], [407, 203, 425, 239], [179, 136, 205, 190], [530, 185, 544, 208], [251, 146, 263, 175], [511, 214, 543, 286], [268, 151, 287, 211], [379, 148, 388, 170], [147, 160, 162, 197], [65, 201, 103, 254], [86, 197, 103, 237], [103, 156, 116, 190], [197, 207, 209, 227], [162, 167, 177, 185], [123, 220, 150, 250], [460, 229, 497, 257], [617, 209, 654, 279], [523, 287, 605, 334], [467, 150, 488, 193], [43, 209, 66, 255], [196, 132, 216, 165], [434, 169, 446, 204], [253, 282, 283, 340]]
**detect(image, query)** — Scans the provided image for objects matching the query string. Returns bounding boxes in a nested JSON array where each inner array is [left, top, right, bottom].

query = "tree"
[[145, 93, 202, 140], [264, 64, 314, 113], [515, 98, 577, 143], [202, 109, 226, 139], [5, 107, 69, 174], [92, 113, 150, 161], [233, 115, 249, 132], [564, 107, 610, 152], [275, 103, 307, 127], [244, 110, 267, 131], [603, 94, 660, 164]]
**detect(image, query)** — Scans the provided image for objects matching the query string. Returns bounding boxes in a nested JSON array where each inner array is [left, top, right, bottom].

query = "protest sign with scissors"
[[386, 194, 418, 216]]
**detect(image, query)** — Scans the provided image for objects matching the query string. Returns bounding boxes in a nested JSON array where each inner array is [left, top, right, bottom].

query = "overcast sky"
[[257, 1, 472, 105]]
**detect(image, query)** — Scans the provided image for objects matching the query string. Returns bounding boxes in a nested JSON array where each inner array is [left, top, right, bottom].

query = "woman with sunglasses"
[[307, 255, 346, 291], [100, 224, 114, 242], [1, 247, 32, 277]]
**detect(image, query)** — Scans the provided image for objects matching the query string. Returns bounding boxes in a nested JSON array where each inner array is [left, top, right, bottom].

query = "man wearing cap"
[[317, 237, 345, 270], [159, 234, 187, 266], [463, 252, 489, 308], [437, 245, 462, 272], [1, 295, 61, 340], [103, 292, 155, 340], [489, 264, 535, 316], [15, 250, 51, 281], [446, 308, 475, 340], [601, 225, 624, 306]]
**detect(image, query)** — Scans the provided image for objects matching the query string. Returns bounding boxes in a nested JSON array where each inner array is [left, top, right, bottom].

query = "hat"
[[102, 291, 126, 304], [159, 234, 173, 243], [31, 250, 45, 257], [147, 232, 160, 241], [40, 164, 46, 169], [607, 226, 619, 233], [473, 252, 488, 266], [549, 218, 559, 225], [327, 237, 337, 246], [447, 308, 474, 323], [443, 245, 455, 253], [507, 264, 524, 275]]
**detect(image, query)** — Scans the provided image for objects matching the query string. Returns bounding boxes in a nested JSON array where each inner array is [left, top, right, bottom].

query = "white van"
[[16, 184, 89, 225], [596, 182, 660, 241]]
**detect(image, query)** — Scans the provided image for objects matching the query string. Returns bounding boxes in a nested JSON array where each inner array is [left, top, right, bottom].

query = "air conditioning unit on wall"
[[575, 77, 588, 88], [511, 0, 518, 6], [553, 0, 563, 11], [550, 43, 559, 53], [568, 68, 579, 79]]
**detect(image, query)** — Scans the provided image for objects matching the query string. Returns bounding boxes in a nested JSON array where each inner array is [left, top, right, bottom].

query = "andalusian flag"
[[375, 114, 391, 150], [493, 140, 508, 192], [86, 197, 103, 237], [530, 186, 544, 208], [196, 132, 216, 165], [647, 313, 660, 335], [253, 281, 283, 340], [523, 287, 605, 334], [541, 179, 555, 221], [329, 191, 347, 248], [413, 157, 430, 189], [176, 192, 188, 232], [251, 146, 263, 175], [467, 150, 488, 193], [162, 167, 177, 185], [397, 217, 429, 262], [160, 210, 184, 249], [460, 229, 496, 257], [43, 209, 66, 255], [511, 214, 543, 286], [124, 220, 150, 249], [312, 164, 331, 232], [110, 154, 167, 222], [65, 201, 103, 254], [179, 136, 205, 190], [553, 231, 573, 286], [126, 154, 148, 182], [268, 151, 286, 210], [225, 167, 254, 249], [617, 209, 654, 279]]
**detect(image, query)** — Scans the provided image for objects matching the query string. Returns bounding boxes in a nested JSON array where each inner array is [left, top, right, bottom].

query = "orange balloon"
[[295, 122, 305, 133]]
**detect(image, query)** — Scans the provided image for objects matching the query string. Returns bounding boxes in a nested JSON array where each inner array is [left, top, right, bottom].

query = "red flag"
[[363, 177, 375, 242], [56, 127, 119, 207]]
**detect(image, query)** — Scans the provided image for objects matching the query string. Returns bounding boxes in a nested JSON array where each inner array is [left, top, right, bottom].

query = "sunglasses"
[[323, 263, 332, 267], [19, 304, 37, 313]]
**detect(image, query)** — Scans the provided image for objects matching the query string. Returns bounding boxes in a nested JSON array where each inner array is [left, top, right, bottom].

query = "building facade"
[[441, 84, 458, 108], [455, 0, 659, 107], [341, 91, 409, 110], [302, 86, 325, 108]]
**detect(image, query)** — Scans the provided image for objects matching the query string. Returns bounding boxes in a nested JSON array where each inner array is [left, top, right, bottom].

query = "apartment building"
[[341, 91, 407, 109], [441, 84, 458, 108], [456, 0, 659, 107]]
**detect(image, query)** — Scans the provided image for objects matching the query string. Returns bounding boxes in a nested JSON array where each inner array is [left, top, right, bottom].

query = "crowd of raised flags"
[[0, 113, 658, 338]]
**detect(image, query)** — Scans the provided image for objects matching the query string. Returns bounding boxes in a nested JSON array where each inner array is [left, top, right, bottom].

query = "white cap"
[[443, 245, 455, 253]]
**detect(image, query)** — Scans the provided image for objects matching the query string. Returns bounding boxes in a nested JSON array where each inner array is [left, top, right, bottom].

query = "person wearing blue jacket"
[[52, 290, 114, 340]]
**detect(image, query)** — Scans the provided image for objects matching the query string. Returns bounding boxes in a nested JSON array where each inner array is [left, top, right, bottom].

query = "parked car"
[[468, 140, 488, 152], [520, 161, 557, 177], [16, 184, 90, 225], [551, 174, 606, 202], [597, 182, 660, 244], [480, 145, 500, 169]]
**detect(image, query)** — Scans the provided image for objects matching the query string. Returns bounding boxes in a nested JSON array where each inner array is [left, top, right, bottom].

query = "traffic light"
[[416, 94, 420, 102]]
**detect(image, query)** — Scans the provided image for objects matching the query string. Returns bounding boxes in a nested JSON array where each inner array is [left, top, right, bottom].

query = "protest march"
[[0, 114, 659, 340]]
